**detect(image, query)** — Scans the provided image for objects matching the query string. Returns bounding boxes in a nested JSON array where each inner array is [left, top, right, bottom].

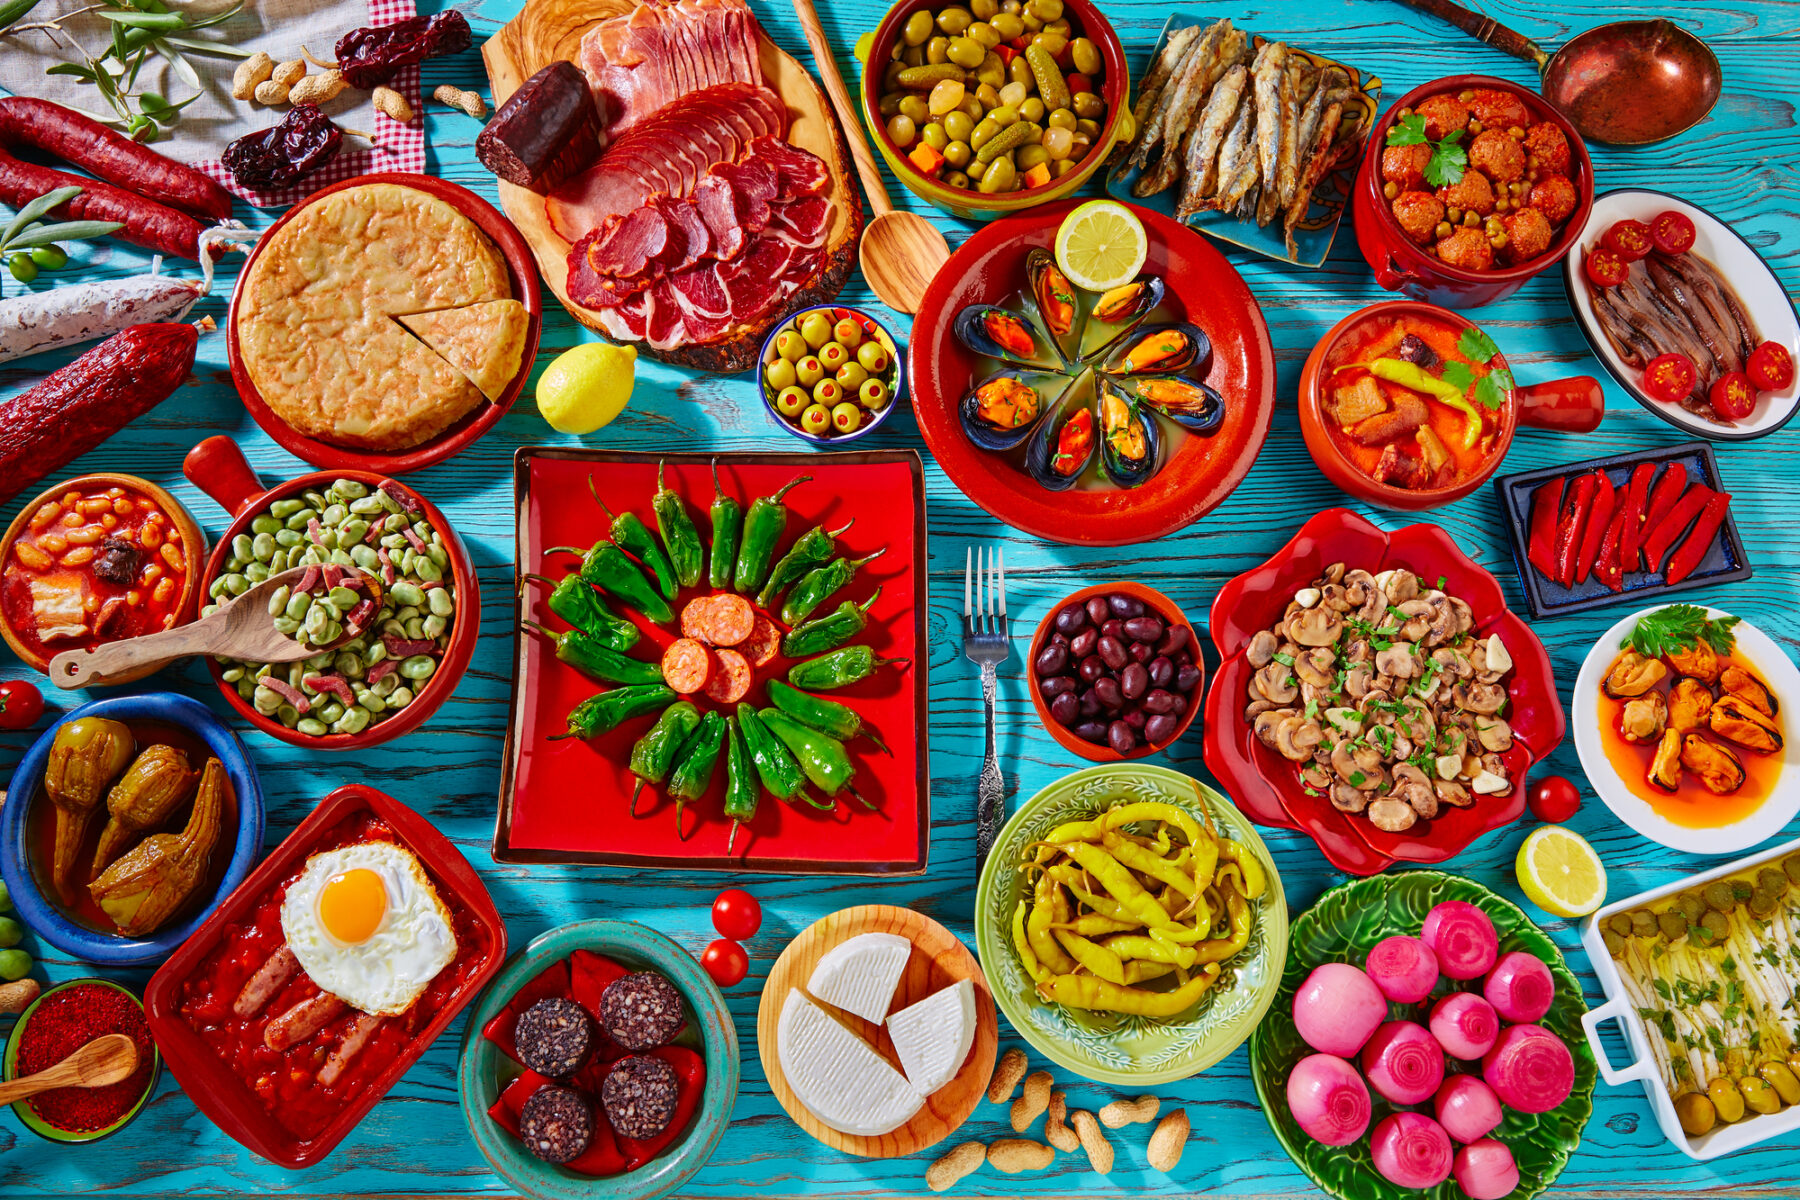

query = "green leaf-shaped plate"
[[1249, 872, 1594, 1200]]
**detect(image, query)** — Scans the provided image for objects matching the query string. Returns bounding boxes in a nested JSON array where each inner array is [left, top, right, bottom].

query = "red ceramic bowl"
[[1027, 582, 1202, 761], [911, 200, 1275, 546], [226, 172, 543, 475], [182, 435, 480, 750], [143, 784, 506, 1168], [1201, 508, 1566, 875], [1352, 75, 1595, 309], [1298, 300, 1604, 510]]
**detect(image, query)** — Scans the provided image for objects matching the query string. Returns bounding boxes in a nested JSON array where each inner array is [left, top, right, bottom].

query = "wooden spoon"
[[791, 0, 950, 314], [0, 1034, 138, 1106], [48, 566, 385, 691]]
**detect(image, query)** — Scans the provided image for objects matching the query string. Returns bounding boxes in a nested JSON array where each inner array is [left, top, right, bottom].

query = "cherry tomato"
[[1747, 341, 1796, 392], [1601, 219, 1653, 262], [1650, 210, 1696, 255], [711, 888, 762, 941], [1642, 352, 1698, 404], [701, 938, 749, 987], [1528, 774, 1581, 823], [0, 680, 44, 731], [1710, 371, 1757, 421], [1583, 245, 1629, 288]]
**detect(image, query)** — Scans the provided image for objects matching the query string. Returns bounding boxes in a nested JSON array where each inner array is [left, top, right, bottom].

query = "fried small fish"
[[1128, 19, 1229, 174], [1174, 64, 1249, 221], [1252, 43, 1293, 226], [1209, 98, 1261, 214], [1136, 25, 1245, 195], [1130, 22, 1203, 131]]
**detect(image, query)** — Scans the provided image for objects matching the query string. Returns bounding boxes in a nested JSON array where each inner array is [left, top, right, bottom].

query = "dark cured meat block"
[[478, 61, 602, 193], [694, 175, 747, 260]]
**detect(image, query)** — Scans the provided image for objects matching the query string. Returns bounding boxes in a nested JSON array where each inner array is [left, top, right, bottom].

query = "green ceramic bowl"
[[1249, 872, 1595, 1200], [2, 978, 160, 1144], [457, 920, 740, 1200], [973, 763, 1287, 1084]]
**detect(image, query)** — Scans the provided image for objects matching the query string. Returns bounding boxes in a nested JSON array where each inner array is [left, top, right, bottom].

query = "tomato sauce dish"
[[144, 785, 505, 1168]]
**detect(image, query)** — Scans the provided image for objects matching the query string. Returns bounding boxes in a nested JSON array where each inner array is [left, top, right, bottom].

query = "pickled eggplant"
[[1096, 383, 1161, 488], [1121, 376, 1226, 435], [960, 367, 1060, 451], [89, 756, 228, 937], [92, 744, 198, 878], [1025, 249, 1083, 366], [1100, 321, 1211, 377], [953, 304, 1058, 368], [43, 716, 136, 904], [1024, 383, 1097, 491]]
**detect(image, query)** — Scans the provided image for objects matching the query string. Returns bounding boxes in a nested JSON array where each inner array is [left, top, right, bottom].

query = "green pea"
[[1073, 91, 1106, 119], [1020, 96, 1046, 122], [400, 655, 437, 681], [1069, 36, 1100, 75], [1048, 106, 1077, 130], [926, 35, 949, 65], [899, 93, 930, 124], [936, 5, 972, 34], [944, 139, 972, 167], [970, 0, 997, 16], [990, 11, 1024, 38], [902, 9, 934, 45], [946, 35, 985, 68], [428, 587, 455, 618], [887, 113, 917, 148]]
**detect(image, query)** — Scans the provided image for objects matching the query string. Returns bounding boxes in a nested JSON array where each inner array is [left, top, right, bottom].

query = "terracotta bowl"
[[181, 436, 480, 751], [1351, 75, 1595, 309], [1027, 581, 1203, 762], [225, 172, 543, 475], [1297, 299, 1603, 510], [0, 474, 207, 685]]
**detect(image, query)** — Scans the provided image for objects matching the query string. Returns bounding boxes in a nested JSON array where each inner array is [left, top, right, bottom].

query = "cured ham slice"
[[579, 0, 763, 144]]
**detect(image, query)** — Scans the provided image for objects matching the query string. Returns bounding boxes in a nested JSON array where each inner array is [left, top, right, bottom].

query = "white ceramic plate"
[[1562, 189, 1800, 441], [1573, 604, 1800, 854]]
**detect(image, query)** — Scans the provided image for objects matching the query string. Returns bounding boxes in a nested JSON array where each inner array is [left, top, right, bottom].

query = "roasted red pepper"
[[1526, 477, 1563, 579], [1553, 473, 1597, 588], [1616, 461, 1657, 573], [482, 959, 570, 1060], [487, 1069, 553, 1137], [1664, 493, 1732, 584], [1572, 470, 1616, 586], [1639, 462, 1687, 540], [1642, 483, 1719, 574], [1592, 499, 1630, 593]]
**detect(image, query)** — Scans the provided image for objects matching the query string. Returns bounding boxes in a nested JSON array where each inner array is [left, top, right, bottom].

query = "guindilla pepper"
[[708, 459, 742, 591], [779, 547, 887, 626], [627, 701, 702, 815], [764, 680, 891, 755], [586, 473, 676, 601], [522, 621, 664, 687], [755, 518, 854, 609], [521, 573, 640, 651], [733, 474, 810, 594], [787, 645, 911, 691], [780, 588, 882, 658], [548, 685, 677, 741], [723, 716, 758, 854], [735, 704, 830, 808], [546, 540, 676, 625], [666, 709, 726, 839], [758, 709, 872, 808], [652, 460, 705, 589]]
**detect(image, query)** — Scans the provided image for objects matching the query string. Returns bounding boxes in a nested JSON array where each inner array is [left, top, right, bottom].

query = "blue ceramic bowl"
[[458, 919, 740, 1200], [756, 304, 906, 446], [1, 693, 265, 966]]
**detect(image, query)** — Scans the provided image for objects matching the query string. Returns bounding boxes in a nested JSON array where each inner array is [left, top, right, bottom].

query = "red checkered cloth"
[[196, 0, 428, 208]]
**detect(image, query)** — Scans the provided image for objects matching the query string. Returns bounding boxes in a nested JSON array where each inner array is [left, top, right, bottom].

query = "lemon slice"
[[1053, 200, 1147, 292], [1516, 825, 1607, 918], [536, 343, 635, 434]]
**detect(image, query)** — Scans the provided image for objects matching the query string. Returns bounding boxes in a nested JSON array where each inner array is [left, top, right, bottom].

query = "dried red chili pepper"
[[1572, 470, 1616, 586], [1526, 476, 1563, 579], [1553, 473, 1596, 589], [1643, 483, 1719, 574], [1664, 493, 1732, 584], [1616, 461, 1657, 573], [221, 104, 344, 190], [335, 10, 473, 90]]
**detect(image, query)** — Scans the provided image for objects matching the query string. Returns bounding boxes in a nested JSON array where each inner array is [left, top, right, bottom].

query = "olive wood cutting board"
[[757, 904, 999, 1158], [481, 0, 864, 373]]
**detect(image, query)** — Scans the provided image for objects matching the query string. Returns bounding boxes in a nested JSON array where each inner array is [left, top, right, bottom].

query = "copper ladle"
[[1399, 1, 1722, 145]]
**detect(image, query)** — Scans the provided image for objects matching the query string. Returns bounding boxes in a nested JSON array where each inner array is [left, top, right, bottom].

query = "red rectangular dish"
[[142, 785, 507, 1168], [495, 448, 929, 874]]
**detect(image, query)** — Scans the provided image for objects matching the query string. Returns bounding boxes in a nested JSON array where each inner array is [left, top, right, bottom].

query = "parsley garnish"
[[1388, 113, 1469, 186], [1436, 575, 1447, 589], [1457, 328, 1501, 364], [1623, 604, 1741, 658], [1474, 368, 1515, 411], [1272, 651, 1295, 667], [1349, 770, 1366, 787]]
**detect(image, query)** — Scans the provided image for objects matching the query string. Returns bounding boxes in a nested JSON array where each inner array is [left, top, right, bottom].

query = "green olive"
[[965, 157, 989, 184], [1016, 143, 1050, 171], [1001, 0, 1021, 12], [974, 51, 1005, 87], [990, 10, 1025, 38], [969, 117, 1001, 151], [978, 153, 1017, 194], [1051, 156, 1077, 177], [903, 10, 935, 45], [1043, 125, 1074, 159], [921, 121, 949, 151], [1069, 36, 1100, 75], [899, 94, 931, 124], [945, 169, 972, 189], [937, 5, 973, 34], [970, 0, 998, 17], [1021, 11, 1042, 32], [1031, 31, 1067, 56], [947, 35, 985, 68], [1045, 17, 1071, 34], [975, 81, 1002, 107], [1020, 121, 1045, 143], [1019, 96, 1046, 122], [965, 20, 1001, 48], [1075, 117, 1100, 137], [943, 110, 975, 141], [882, 61, 906, 90], [960, 94, 985, 121], [902, 43, 926, 67], [1072, 92, 1105, 119], [879, 92, 903, 117], [988, 103, 1020, 128], [1008, 55, 1034, 86], [1027, 0, 1063, 19], [943, 139, 972, 167], [886, 114, 918, 148], [1047, 107, 1077, 131], [926, 35, 950, 65]]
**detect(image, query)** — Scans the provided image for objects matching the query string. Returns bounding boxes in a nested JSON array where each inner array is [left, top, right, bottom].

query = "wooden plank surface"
[[2, 0, 1798, 1194]]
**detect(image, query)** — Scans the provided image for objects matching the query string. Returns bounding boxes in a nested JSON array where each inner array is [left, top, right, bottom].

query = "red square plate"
[[495, 448, 930, 874], [142, 785, 507, 1167]]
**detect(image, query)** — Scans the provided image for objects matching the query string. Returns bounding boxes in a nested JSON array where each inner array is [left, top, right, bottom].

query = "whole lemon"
[[537, 343, 635, 434]]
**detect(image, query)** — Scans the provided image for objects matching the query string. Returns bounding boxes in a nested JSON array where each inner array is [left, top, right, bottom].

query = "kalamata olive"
[[1078, 687, 1100, 717], [1078, 654, 1106, 683], [1175, 663, 1203, 692], [1069, 627, 1098, 659], [1122, 708, 1147, 730], [1123, 615, 1165, 643], [1035, 644, 1069, 677], [1049, 691, 1079, 726], [1107, 593, 1144, 619], [1108, 720, 1138, 753], [1050, 631, 1070, 649], [1174, 649, 1194, 668], [1143, 688, 1177, 714], [1039, 674, 1074, 699], [1084, 596, 1109, 626], [1097, 636, 1128, 670], [1093, 676, 1123, 709], [1170, 693, 1188, 715], [1101, 618, 1124, 641], [1148, 656, 1174, 688], [1145, 713, 1179, 743], [1128, 640, 1153, 664], [1156, 624, 1190, 656], [1075, 720, 1108, 744], [1055, 602, 1088, 634], [1120, 662, 1148, 700]]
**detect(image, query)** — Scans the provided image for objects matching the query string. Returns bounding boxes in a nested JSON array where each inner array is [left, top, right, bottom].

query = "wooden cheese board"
[[757, 905, 999, 1158], [480, 0, 864, 374]]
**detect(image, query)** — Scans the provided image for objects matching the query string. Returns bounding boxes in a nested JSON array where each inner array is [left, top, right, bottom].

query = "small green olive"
[[1051, 156, 1077, 177], [965, 20, 1001, 48], [970, 0, 998, 17], [902, 43, 926, 67], [882, 60, 906, 90], [1021, 11, 1043, 32], [975, 50, 1006, 87], [1019, 96, 1046, 122], [989, 103, 1019, 127], [1001, 0, 1021, 12], [1027, 0, 1064, 20], [943, 139, 972, 167], [1008, 55, 1034, 86], [1069, 36, 1101, 75], [946, 35, 985, 67], [974, 81, 1001, 107], [30, 244, 68, 271], [1031, 30, 1067, 56], [1075, 117, 1100, 137], [903, 10, 935, 45], [943, 110, 975, 141], [1047, 107, 1077, 131], [1016, 143, 1050, 171], [886, 113, 918, 148], [921, 121, 949, 151], [937, 5, 973, 35], [944, 169, 972, 189], [926, 35, 950, 64], [969, 117, 1001, 151], [899, 94, 930, 124], [959, 94, 985, 121], [1072, 91, 1105, 119], [879, 92, 904, 117], [6, 253, 36, 284], [978, 153, 1017, 194], [990, 11, 1025, 38]]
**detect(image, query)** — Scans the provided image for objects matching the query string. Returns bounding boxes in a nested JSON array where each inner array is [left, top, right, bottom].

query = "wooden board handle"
[[1395, 0, 1548, 69], [790, 0, 894, 218], [47, 624, 212, 690]]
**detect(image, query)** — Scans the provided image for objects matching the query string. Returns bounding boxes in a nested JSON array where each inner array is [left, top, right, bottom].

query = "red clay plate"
[[143, 785, 506, 1168], [226, 172, 543, 475], [1202, 508, 1565, 875], [495, 449, 929, 874], [911, 199, 1275, 546]]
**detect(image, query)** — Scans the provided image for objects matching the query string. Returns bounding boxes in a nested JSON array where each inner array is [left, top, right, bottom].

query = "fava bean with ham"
[[1034, 592, 1200, 753]]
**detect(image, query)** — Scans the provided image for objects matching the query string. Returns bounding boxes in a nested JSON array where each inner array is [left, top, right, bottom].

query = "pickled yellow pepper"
[[1036, 964, 1221, 1017]]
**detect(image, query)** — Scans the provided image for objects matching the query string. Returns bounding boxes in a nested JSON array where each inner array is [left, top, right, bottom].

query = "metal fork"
[[963, 545, 1009, 866]]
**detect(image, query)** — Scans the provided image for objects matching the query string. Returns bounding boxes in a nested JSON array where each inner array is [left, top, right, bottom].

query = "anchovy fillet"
[[1174, 64, 1249, 220]]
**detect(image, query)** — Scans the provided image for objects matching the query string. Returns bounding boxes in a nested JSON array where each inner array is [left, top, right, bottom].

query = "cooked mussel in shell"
[[1091, 276, 1166, 326], [1681, 732, 1747, 795], [954, 304, 1057, 367], [1025, 249, 1083, 363], [1121, 376, 1226, 435], [1604, 650, 1667, 699], [1023, 387, 1097, 491], [1096, 383, 1161, 488], [1708, 693, 1784, 755], [960, 368, 1058, 451], [1101, 321, 1211, 377]]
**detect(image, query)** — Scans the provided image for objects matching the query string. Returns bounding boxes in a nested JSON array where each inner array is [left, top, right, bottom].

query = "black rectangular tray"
[[1491, 441, 1751, 620]]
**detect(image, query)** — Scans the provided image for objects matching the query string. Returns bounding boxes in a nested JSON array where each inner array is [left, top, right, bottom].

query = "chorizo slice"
[[704, 594, 755, 647], [739, 614, 780, 668], [265, 991, 348, 1050], [233, 943, 300, 1019], [660, 637, 714, 694], [704, 647, 752, 704], [680, 596, 719, 644]]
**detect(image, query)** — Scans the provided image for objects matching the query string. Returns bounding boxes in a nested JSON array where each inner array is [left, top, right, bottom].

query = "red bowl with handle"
[[1298, 300, 1604, 510], [226, 172, 543, 475], [1201, 508, 1565, 875], [1352, 75, 1595, 309], [143, 784, 506, 1168], [182, 435, 480, 750]]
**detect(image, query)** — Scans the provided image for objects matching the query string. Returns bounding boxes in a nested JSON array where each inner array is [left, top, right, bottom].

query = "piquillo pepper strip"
[[1592, 499, 1630, 594], [1664, 493, 1732, 585], [587, 473, 677, 601], [652, 460, 705, 589], [1617, 461, 1657, 573], [1573, 469, 1616, 586], [707, 459, 742, 591], [1052, 928, 1127, 984], [1526, 477, 1563, 579], [733, 474, 810, 594], [756, 518, 855, 609], [1553, 473, 1596, 588], [1639, 462, 1688, 545], [1035, 964, 1220, 1017], [1643, 483, 1718, 574]]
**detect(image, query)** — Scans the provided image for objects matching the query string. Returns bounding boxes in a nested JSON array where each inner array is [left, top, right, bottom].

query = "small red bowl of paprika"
[[1, 978, 160, 1144]]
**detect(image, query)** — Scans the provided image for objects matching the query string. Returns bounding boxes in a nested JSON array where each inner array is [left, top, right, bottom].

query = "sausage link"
[[0, 275, 204, 365], [0, 148, 213, 260], [264, 991, 348, 1051], [0, 97, 233, 220], [318, 1013, 384, 1086], [233, 944, 300, 1019]]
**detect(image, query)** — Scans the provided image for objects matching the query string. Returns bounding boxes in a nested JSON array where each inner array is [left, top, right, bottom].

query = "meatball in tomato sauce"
[[1391, 190, 1447, 245], [1524, 123, 1571, 174], [1436, 226, 1496, 272], [1468, 129, 1526, 183], [1382, 143, 1432, 190], [1415, 93, 1470, 141], [1468, 87, 1530, 130], [1502, 207, 1554, 263], [1529, 174, 1579, 224], [1438, 169, 1495, 218]]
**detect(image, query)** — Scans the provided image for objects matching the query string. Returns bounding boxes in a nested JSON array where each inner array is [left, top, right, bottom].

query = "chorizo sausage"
[[660, 638, 714, 694], [704, 647, 752, 704], [318, 1012, 384, 1086], [704, 594, 755, 647], [264, 991, 348, 1050], [0, 147, 214, 260], [739, 614, 780, 668], [233, 944, 300, 1019], [0, 98, 233, 220], [680, 596, 718, 644]]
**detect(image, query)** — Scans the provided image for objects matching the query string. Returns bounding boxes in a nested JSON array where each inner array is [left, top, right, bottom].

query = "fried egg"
[[280, 841, 457, 1016]]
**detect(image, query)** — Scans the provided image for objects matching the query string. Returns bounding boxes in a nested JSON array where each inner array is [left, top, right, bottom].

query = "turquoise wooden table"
[[2, 0, 1797, 1194]]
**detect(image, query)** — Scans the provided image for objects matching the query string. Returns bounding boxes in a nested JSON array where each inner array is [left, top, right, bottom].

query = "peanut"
[[373, 86, 415, 124], [1146, 1108, 1189, 1172], [433, 84, 488, 119], [0, 979, 39, 1014], [288, 69, 347, 106], [986, 1139, 1054, 1174], [271, 59, 306, 88], [1043, 1090, 1079, 1153], [253, 79, 290, 106], [925, 1141, 986, 1192], [1010, 1069, 1052, 1132], [1098, 1094, 1160, 1128], [1071, 1110, 1114, 1174], [233, 51, 274, 101], [986, 1047, 1027, 1103]]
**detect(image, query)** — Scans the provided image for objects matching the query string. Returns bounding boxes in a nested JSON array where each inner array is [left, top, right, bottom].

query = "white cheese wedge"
[[886, 978, 976, 1096], [777, 990, 923, 1136], [806, 932, 912, 1023]]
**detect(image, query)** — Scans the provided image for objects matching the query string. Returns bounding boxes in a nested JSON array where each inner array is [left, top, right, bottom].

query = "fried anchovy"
[[1136, 25, 1244, 195], [1130, 22, 1203, 132], [1128, 19, 1228, 173], [1282, 101, 1344, 258], [1249, 41, 1289, 226], [1174, 63, 1249, 221], [1210, 92, 1262, 213], [1273, 61, 1318, 212]]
